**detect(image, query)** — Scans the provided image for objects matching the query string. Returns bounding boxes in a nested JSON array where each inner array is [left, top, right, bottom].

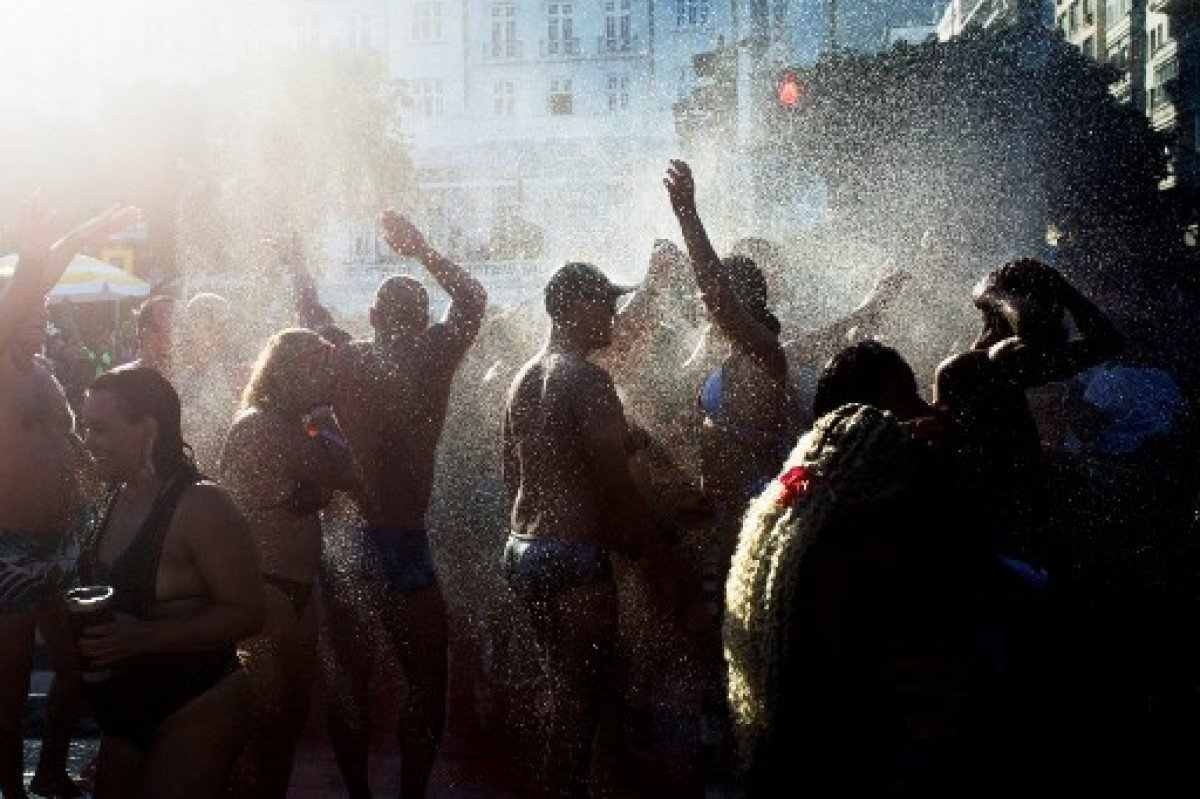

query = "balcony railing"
[[540, 37, 581, 58], [482, 39, 524, 60], [598, 33, 639, 54]]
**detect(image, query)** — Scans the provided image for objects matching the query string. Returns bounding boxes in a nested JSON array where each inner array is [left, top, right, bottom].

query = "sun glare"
[[0, 1, 293, 115]]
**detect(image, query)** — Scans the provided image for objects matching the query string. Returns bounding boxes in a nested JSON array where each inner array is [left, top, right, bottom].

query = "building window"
[[413, 2, 444, 42], [604, 0, 632, 51], [405, 79, 444, 117], [494, 80, 515, 115], [772, 1, 788, 26], [491, 4, 518, 58], [1068, 2, 1078, 33], [1057, 13, 1068, 37], [547, 4, 578, 56], [1082, 36, 1095, 60], [607, 76, 629, 111], [1155, 56, 1179, 91], [677, 0, 710, 27], [1083, 0, 1094, 25], [548, 79, 573, 115]]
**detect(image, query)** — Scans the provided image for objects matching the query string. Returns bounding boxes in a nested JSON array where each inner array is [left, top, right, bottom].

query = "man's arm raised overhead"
[[379, 209, 488, 359]]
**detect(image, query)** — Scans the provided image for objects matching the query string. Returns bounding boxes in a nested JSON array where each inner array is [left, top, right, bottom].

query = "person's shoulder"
[[546, 351, 610, 385], [226, 406, 280, 437], [934, 348, 993, 383], [176, 481, 245, 533]]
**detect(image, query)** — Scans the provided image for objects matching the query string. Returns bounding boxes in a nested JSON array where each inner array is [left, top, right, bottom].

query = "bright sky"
[[0, 1, 294, 114]]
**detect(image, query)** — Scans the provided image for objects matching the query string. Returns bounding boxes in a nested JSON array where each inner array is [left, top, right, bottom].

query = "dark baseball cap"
[[544, 262, 634, 319]]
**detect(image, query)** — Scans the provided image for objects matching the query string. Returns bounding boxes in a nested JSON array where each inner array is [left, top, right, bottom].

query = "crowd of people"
[[1, 159, 1198, 798]]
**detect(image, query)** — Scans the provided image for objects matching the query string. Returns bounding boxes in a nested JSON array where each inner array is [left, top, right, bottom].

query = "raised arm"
[[664, 160, 782, 369], [3, 202, 139, 354], [269, 231, 337, 330], [989, 271, 1124, 388], [1, 200, 58, 350], [785, 271, 909, 370], [379, 210, 488, 354]]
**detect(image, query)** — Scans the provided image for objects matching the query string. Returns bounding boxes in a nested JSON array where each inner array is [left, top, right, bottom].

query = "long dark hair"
[[89, 366, 197, 479]]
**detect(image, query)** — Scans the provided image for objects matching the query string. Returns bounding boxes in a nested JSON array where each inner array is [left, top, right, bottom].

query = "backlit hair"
[[240, 328, 329, 417]]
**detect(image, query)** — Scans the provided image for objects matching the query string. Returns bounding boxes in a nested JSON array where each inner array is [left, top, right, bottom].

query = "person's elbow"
[[462, 281, 488, 322]]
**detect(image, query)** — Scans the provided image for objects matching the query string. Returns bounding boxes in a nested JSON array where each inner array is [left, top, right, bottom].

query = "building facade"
[[1054, 0, 1200, 192], [291, 1, 831, 275]]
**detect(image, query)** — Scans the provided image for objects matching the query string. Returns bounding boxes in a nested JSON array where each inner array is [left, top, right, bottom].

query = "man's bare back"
[[335, 331, 468, 529], [505, 352, 619, 544], [332, 210, 486, 531]]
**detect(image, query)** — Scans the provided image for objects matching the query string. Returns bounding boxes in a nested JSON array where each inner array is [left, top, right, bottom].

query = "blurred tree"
[[778, 23, 1184, 295], [0, 51, 416, 288]]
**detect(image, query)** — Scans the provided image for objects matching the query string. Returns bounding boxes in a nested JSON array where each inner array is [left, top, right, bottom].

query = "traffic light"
[[776, 70, 809, 110]]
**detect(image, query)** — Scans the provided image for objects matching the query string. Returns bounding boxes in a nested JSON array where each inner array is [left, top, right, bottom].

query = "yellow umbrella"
[[0, 253, 150, 304]]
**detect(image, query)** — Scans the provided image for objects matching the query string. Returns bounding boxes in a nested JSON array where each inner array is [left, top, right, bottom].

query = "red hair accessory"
[[776, 466, 812, 507]]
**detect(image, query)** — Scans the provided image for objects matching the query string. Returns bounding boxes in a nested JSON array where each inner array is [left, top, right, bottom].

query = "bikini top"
[[81, 469, 198, 619], [698, 363, 792, 447]]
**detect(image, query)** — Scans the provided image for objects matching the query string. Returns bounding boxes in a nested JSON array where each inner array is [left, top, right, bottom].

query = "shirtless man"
[[323, 210, 486, 799], [0, 202, 138, 798], [502, 261, 665, 797], [934, 258, 1123, 560]]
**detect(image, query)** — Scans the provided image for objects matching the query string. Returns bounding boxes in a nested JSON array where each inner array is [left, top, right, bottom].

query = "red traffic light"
[[777, 71, 808, 109]]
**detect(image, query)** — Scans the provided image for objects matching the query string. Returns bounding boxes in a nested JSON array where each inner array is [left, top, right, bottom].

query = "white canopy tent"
[[0, 253, 151, 304]]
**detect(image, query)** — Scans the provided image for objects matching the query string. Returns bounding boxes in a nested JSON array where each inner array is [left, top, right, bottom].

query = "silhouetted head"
[[722, 255, 781, 337], [371, 275, 429, 338], [241, 328, 336, 418], [184, 292, 231, 351], [973, 258, 1066, 351], [84, 366, 195, 482], [545, 262, 633, 351], [135, 295, 175, 364], [813, 341, 928, 421]]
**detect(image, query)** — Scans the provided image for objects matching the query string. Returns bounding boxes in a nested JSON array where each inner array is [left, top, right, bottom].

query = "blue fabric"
[[698, 364, 793, 498], [361, 526, 438, 594], [699, 366, 727, 422], [502, 534, 611, 602], [1065, 365, 1187, 456], [997, 555, 1051, 593]]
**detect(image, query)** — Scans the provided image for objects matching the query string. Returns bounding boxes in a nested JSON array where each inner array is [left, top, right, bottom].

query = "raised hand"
[[60, 205, 141, 252], [46, 205, 141, 289], [663, 159, 697, 217], [15, 195, 60, 267], [378, 209, 429, 259]]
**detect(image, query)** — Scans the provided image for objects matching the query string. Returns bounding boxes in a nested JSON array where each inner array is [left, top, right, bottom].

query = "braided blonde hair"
[[724, 403, 911, 774]]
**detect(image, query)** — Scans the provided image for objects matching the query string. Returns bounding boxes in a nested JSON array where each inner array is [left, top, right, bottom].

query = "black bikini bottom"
[[85, 649, 239, 750]]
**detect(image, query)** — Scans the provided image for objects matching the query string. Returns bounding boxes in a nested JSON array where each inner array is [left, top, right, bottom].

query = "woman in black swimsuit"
[[220, 328, 355, 798], [78, 366, 264, 798]]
